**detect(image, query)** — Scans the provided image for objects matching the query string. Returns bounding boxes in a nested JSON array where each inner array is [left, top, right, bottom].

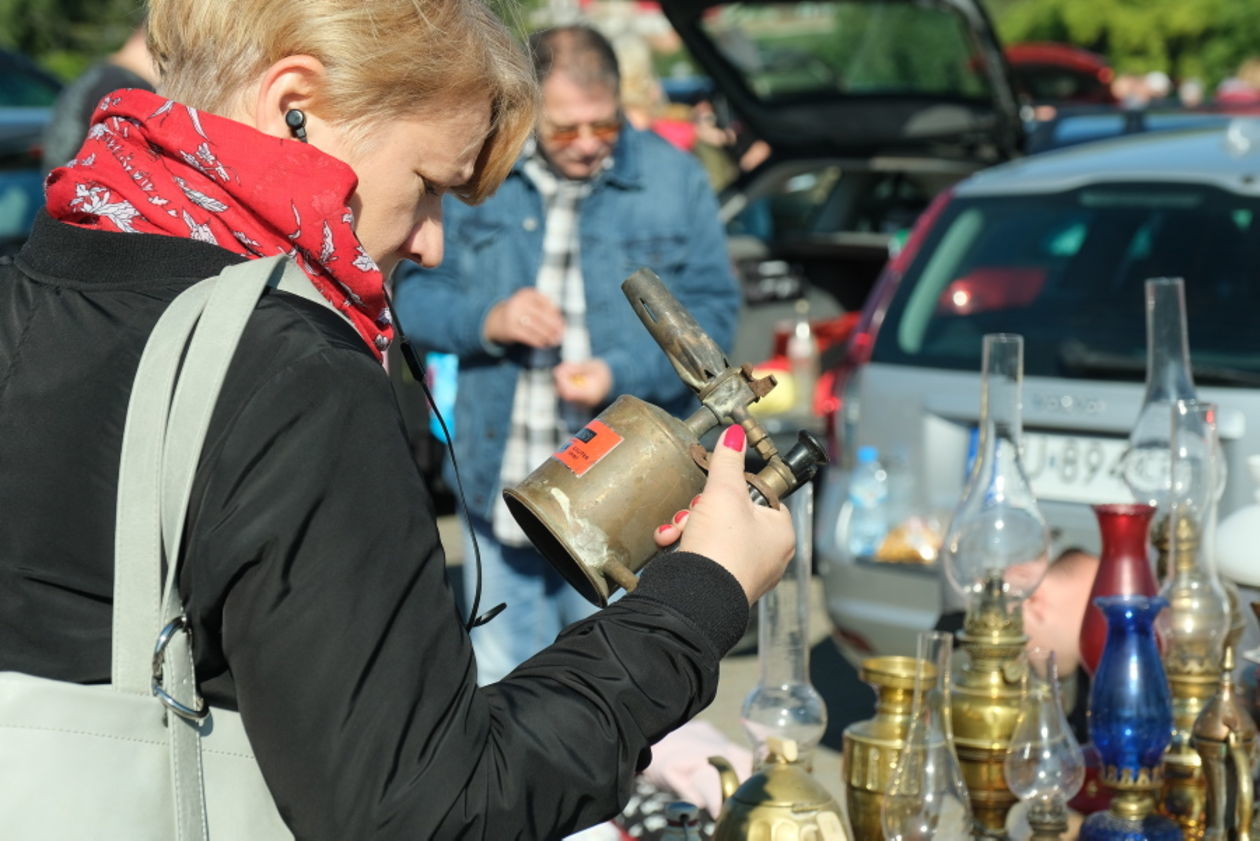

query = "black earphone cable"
[[383, 288, 506, 632]]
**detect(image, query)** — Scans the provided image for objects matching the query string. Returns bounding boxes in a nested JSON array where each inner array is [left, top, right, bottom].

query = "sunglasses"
[[543, 117, 622, 145]]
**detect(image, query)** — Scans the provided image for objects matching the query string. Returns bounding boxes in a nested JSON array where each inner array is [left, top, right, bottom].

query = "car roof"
[[0, 107, 50, 155], [956, 121, 1260, 197]]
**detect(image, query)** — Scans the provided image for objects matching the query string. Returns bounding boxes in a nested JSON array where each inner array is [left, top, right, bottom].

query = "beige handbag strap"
[[111, 256, 313, 840]]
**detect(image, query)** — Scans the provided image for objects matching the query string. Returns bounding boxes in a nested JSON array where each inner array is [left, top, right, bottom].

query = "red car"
[[1005, 42, 1117, 107]]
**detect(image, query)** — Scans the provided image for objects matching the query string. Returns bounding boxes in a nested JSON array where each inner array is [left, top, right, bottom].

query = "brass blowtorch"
[[504, 267, 827, 607]]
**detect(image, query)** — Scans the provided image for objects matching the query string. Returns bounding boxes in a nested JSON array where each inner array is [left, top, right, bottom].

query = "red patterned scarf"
[[45, 88, 393, 359]]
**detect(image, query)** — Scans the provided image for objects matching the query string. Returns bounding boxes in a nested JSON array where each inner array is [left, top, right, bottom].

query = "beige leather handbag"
[[0, 257, 312, 841]]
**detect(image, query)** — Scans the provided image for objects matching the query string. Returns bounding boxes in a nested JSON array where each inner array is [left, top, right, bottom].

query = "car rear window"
[[873, 183, 1260, 385], [698, 1, 994, 101]]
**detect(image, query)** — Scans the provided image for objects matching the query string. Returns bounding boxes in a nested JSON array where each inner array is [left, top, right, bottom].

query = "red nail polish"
[[722, 425, 745, 451], [673, 510, 688, 525], [657, 523, 671, 534], [690, 494, 702, 508]]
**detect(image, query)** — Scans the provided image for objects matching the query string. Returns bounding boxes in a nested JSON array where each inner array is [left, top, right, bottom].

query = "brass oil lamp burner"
[[842, 655, 933, 841], [940, 334, 1051, 839], [1154, 400, 1232, 840], [951, 575, 1034, 838]]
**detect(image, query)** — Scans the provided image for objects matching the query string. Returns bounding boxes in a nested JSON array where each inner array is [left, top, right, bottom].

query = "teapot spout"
[[708, 755, 740, 804]]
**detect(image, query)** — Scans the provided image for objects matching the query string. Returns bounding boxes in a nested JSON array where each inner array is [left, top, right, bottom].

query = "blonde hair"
[[613, 34, 660, 119], [146, 0, 536, 202]]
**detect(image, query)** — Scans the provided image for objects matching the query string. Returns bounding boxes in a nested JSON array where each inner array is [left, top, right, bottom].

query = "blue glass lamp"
[[1081, 595, 1182, 841]]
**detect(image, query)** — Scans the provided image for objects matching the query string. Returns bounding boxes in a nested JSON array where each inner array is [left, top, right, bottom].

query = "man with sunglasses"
[[394, 24, 739, 687]]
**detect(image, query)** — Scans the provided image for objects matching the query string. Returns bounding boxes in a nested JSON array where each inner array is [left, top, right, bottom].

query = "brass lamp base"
[[951, 577, 1027, 839], [843, 656, 930, 841], [1080, 768, 1183, 841]]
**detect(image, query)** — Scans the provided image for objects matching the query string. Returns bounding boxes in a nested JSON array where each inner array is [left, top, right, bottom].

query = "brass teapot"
[[708, 738, 850, 841], [1192, 645, 1256, 841]]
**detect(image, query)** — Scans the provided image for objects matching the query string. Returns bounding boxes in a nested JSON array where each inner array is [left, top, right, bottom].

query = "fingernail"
[[657, 523, 671, 534], [690, 494, 702, 508], [673, 510, 688, 525], [722, 425, 745, 451]]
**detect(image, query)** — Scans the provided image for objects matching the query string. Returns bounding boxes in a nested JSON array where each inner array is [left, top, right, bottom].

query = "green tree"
[[0, 0, 144, 79], [990, 0, 1260, 87]]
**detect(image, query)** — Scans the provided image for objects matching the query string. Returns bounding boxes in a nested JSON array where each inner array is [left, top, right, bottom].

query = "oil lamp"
[[1111, 276, 1228, 837], [1154, 398, 1234, 837], [708, 481, 845, 841], [941, 333, 1051, 838], [1081, 595, 1180, 841], [1156, 399, 1231, 840], [740, 479, 828, 767], [1004, 650, 1085, 841]]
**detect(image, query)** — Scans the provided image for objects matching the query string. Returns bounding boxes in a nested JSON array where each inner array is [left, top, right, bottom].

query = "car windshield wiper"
[[1057, 340, 1146, 378], [1059, 340, 1260, 387]]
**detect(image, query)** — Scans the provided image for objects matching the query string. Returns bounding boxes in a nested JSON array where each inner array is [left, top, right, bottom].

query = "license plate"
[[1021, 431, 1131, 505]]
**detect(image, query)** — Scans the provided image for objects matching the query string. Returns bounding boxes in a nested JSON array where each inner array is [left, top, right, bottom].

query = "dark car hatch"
[[659, 0, 1024, 163]]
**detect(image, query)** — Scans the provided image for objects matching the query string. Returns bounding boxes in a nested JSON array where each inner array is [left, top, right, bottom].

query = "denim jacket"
[[393, 126, 740, 521]]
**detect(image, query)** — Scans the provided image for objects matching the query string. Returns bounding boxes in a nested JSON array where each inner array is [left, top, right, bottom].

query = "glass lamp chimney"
[[1121, 277, 1197, 513], [942, 333, 1050, 608], [741, 480, 827, 767]]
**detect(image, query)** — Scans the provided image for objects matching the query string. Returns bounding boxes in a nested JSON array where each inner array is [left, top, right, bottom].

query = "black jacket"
[[0, 213, 750, 839]]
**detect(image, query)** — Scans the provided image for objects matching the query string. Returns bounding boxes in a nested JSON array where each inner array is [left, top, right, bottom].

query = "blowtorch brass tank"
[[502, 394, 707, 607], [842, 656, 934, 841]]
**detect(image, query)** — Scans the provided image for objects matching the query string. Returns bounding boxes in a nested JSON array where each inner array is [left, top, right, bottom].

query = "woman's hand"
[[483, 288, 565, 348], [654, 425, 795, 604]]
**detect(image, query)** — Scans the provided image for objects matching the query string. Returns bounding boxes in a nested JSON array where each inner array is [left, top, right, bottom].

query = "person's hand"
[[654, 425, 794, 604], [738, 139, 771, 172], [483, 288, 564, 348], [554, 359, 612, 407]]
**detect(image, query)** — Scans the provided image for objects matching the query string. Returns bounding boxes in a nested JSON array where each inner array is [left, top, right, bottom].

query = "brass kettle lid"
[[729, 740, 841, 811]]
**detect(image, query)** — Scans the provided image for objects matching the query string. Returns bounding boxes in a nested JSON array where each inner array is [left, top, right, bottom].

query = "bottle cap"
[[857, 445, 878, 464]]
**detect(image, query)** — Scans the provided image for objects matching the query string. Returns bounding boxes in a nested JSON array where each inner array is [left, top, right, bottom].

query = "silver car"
[[820, 121, 1260, 663]]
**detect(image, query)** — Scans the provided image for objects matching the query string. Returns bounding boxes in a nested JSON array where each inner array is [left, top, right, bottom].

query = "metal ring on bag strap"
[[152, 616, 209, 721]]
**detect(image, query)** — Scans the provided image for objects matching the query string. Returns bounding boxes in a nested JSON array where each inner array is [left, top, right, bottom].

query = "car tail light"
[[825, 329, 872, 460]]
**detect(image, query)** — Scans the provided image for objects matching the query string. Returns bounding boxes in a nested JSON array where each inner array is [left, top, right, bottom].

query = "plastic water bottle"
[[847, 446, 889, 558], [786, 298, 819, 415]]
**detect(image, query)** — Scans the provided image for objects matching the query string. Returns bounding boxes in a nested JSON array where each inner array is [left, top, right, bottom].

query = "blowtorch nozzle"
[[621, 268, 730, 394]]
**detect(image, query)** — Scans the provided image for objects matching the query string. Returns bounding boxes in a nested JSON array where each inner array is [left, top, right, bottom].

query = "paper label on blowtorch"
[[554, 420, 623, 477]]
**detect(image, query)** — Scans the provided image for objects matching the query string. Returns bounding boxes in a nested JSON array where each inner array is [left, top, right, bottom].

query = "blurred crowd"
[[1111, 57, 1260, 110], [609, 30, 768, 192]]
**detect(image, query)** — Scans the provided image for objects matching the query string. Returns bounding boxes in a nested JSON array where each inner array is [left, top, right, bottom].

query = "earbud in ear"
[[285, 109, 309, 143]]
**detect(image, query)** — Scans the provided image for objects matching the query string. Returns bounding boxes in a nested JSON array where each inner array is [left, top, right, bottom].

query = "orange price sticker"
[[554, 420, 623, 477]]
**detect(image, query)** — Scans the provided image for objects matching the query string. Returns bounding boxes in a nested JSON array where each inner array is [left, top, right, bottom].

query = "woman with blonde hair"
[[0, 0, 794, 838]]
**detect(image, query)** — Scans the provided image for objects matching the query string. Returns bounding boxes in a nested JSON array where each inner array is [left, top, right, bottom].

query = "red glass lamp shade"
[[1079, 503, 1159, 676]]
